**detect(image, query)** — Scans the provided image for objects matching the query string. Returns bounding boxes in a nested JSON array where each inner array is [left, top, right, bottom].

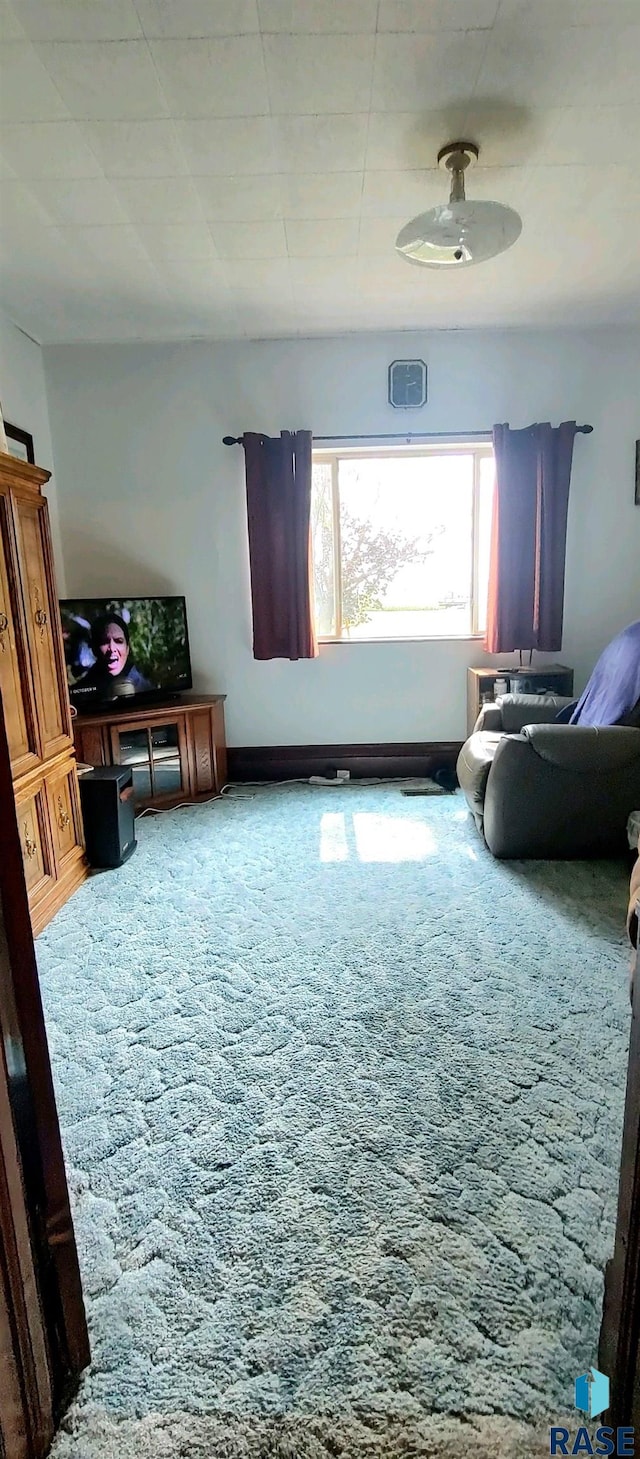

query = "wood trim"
[[28, 854, 87, 941], [0, 690, 89, 1403], [0, 454, 50, 495], [0, 491, 41, 778], [0, 1016, 53, 1459], [227, 741, 462, 783], [74, 692, 226, 729]]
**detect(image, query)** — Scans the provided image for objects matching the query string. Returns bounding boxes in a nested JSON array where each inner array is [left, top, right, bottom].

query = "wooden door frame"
[[0, 1019, 53, 1459], [599, 917, 640, 1427], [0, 685, 89, 1428]]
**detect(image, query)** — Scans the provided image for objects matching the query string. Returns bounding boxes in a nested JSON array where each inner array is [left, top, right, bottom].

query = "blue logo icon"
[[575, 1368, 610, 1420]]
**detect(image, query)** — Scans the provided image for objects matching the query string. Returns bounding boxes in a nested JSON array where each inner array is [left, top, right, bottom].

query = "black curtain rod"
[[223, 425, 593, 446]]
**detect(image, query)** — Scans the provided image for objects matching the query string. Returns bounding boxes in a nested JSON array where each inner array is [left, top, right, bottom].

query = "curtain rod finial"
[[223, 435, 242, 446]]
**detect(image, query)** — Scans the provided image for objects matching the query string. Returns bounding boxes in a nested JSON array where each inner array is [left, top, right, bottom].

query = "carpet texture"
[[35, 787, 631, 1456]]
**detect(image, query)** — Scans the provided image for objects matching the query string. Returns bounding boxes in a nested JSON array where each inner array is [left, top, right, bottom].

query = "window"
[[311, 442, 495, 642]]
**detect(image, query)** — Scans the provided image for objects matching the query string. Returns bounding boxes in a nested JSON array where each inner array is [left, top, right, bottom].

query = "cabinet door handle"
[[32, 584, 47, 641], [57, 796, 70, 831], [23, 823, 37, 859], [0, 611, 7, 651]]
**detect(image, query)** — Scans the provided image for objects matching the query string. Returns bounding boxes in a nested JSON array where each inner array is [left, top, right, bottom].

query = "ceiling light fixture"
[[395, 142, 522, 269]]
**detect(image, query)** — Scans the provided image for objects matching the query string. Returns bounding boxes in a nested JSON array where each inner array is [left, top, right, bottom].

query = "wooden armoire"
[[0, 452, 86, 934], [0, 679, 89, 1459]]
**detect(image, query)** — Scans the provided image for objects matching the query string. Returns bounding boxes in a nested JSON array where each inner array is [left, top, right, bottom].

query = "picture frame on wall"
[[636, 440, 640, 506], [4, 421, 35, 465]]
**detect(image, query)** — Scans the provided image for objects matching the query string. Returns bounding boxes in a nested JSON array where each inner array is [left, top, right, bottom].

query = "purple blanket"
[[571, 620, 640, 727]]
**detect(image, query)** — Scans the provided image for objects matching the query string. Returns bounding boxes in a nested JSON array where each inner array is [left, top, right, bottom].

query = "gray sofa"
[[457, 693, 640, 859]]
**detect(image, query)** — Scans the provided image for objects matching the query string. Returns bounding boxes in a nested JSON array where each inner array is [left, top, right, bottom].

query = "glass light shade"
[[395, 200, 522, 268]]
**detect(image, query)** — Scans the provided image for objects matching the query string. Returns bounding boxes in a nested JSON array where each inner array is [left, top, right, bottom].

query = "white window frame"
[[312, 440, 494, 644]]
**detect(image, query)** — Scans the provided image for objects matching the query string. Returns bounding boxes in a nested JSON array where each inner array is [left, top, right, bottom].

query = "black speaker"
[[78, 766, 137, 869]]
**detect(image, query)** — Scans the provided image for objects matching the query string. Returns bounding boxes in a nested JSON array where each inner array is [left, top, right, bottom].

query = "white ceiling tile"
[[258, 0, 378, 31], [371, 30, 489, 111], [2, 0, 640, 341], [113, 176, 205, 223], [477, 24, 608, 106], [366, 111, 451, 171], [537, 106, 640, 166], [273, 114, 368, 174], [162, 274, 234, 304], [498, 0, 640, 25], [582, 164, 640, 214], [27, 175, 129, 223], [357, 256, 430, 296], [221, 257, 293, 296], [234, 303, 298, 338], [361, 168, 440, 217], [80, 120, 189, 176], [64, 224, 153, 266], [135, 0, 259, 37], [465, 164, 530, 214], [280, 171, 364, 218], [357, 214, 406, 254], [285, 217, 359, 256], [210, 220, 288, 258], [574, 25, 640, 105], [263, 33, 375, 114], [14, 1, 143, 42], [149, 36, 269, 117], [33, 40, 169, 119], [366, 102, 561, 172], [0, 41, 70, 119], [176, 118, 277, 176], [0, 121, 103, 176], [157, 254, 231, 290], [518, 163, 609, 215], [0, 176, 57, 228], [377, 0, 499, 30], [135, 223, 218, 258], [460, 105, 563, 168], [195, 174, 283, 221], [290, 256, 358, 290], [0, 3, 27, 40]]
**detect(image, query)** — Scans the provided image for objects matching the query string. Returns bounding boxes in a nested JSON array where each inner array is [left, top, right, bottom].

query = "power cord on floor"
[[136, 775, 452, 815]]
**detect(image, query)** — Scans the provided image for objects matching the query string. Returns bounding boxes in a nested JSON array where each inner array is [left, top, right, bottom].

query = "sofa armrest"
[[482, 726, 640, 858], [474, 692, 574, 734], [473, 701, 505, 732], [522, 723, 640, 772]]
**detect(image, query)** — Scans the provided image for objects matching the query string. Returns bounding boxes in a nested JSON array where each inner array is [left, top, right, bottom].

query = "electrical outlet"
[[336, 769, 350, 781]]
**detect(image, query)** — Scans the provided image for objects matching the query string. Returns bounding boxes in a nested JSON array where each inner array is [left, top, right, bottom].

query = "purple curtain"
[[485, 421, 578, 655], [242, 430, 318, 661]]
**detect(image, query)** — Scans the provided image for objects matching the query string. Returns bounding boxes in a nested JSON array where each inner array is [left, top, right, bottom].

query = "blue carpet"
[[37, 787, 631, 1456]]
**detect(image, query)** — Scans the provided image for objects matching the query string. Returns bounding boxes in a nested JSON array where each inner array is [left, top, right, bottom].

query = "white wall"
[[0, 309, 65, 589], [43, 328, 640, 747]]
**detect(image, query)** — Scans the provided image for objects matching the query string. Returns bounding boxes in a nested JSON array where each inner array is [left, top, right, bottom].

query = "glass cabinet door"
[[113, 719, 186, 804], [117, 728, 152, 801], [150, 724, 181, 797]]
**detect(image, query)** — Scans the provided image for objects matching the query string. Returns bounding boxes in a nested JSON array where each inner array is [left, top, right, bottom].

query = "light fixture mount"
[[437, 140, 479, 174], [395, 139, 521, 269]]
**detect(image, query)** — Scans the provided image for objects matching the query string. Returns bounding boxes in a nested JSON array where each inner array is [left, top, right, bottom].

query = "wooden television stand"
[[72, 693, 227, 812]]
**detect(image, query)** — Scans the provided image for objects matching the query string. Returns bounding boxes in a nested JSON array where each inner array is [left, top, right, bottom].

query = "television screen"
[[60, 596, 192, 710]]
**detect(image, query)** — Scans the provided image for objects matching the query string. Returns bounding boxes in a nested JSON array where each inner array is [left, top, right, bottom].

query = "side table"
[[466, 664, 574, 737]]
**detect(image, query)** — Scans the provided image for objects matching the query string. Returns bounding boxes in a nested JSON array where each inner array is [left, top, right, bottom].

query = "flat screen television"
[[60, 596, 192, 712]]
